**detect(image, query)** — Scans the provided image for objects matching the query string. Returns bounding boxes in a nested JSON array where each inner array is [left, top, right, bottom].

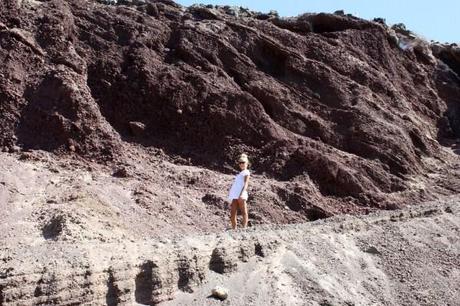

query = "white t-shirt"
[[227, 169, 250, 202]]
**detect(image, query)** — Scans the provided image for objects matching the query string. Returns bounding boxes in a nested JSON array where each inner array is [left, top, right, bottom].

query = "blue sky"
[[176, 0, 459, 43]]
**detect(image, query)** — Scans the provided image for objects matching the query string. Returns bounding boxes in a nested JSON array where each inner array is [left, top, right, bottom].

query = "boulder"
[[129, 121, 146, 137], [211, 286, 229, 300]]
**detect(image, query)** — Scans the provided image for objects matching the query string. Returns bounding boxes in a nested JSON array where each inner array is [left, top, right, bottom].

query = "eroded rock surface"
[[1, 197, 459, 305]]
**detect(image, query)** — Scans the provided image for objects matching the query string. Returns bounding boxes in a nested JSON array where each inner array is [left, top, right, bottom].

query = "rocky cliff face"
[[1, 0, 459, 216], [1, 1, 460, 305]]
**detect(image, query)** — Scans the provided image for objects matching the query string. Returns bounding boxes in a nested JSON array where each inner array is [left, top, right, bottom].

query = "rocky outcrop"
[[0, 225, 281, 304], [431, 43, 460, 137]]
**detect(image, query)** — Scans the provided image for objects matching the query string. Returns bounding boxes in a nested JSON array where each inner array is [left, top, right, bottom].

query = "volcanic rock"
[[129, 121, 146, 136]]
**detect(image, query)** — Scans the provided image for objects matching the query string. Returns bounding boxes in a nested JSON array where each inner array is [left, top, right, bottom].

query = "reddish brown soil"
[[0, 0, 459, 226]]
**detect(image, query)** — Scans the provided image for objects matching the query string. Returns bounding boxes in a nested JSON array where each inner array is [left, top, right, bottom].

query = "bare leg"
[[238, 199, 248, 228], [230, 200, 238, 230]]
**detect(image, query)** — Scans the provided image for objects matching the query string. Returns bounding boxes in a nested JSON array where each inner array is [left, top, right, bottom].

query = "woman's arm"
[[239, 175, 250, 198]]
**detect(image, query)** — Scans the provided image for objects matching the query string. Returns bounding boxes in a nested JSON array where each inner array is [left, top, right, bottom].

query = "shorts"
[[227, 190, 248, 202]]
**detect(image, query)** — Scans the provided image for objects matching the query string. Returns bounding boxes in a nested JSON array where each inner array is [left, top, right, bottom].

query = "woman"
[[227, 153, 251, 229]]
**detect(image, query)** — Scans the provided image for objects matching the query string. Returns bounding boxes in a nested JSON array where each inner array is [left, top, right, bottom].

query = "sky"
[[175, 0, 459, 43]]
